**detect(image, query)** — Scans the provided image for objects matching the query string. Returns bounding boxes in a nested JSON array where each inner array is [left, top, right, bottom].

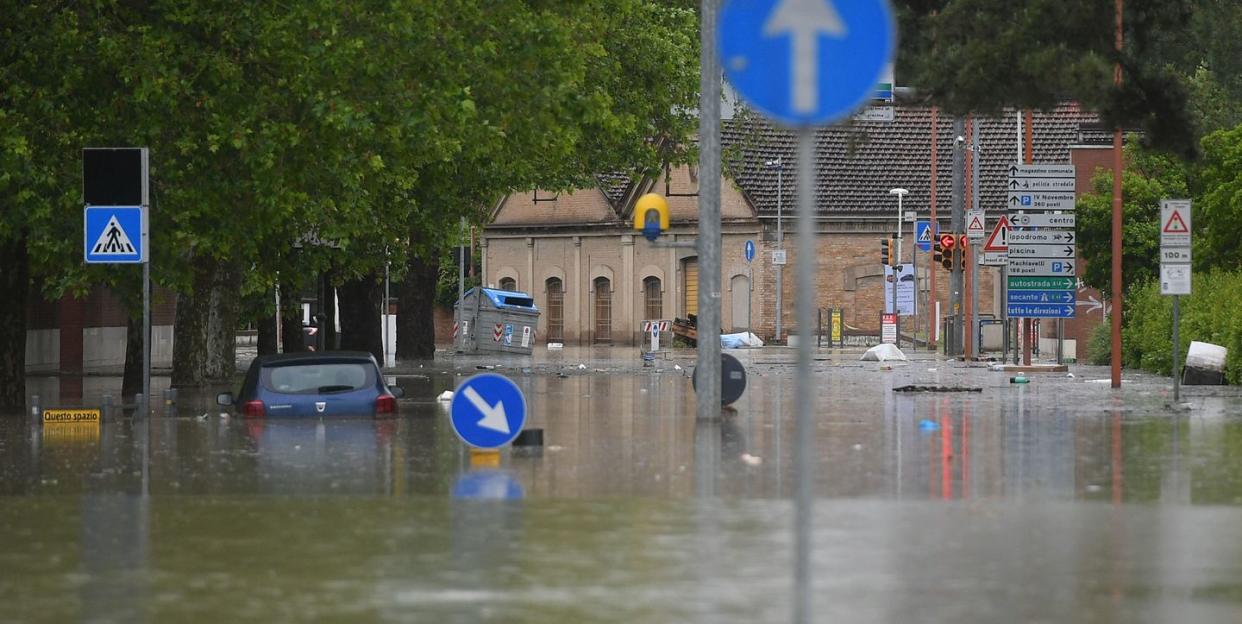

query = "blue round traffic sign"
[[449, 373, 527, 449], [720, 0, 896, 127], [745, 239, 756, 262]]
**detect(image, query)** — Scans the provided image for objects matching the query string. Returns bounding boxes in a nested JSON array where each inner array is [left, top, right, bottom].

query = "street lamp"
[[766, 158, 784, 342], [889, 188, 908, 264], [888, 188, 909, 346]]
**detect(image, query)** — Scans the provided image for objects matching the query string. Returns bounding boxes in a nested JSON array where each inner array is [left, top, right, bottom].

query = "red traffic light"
[[939, 233, 956, 250]]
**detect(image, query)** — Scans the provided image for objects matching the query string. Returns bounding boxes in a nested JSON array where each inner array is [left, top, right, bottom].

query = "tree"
[[1193, 124, 1242, 270], [1076, 140, 1190, 298]]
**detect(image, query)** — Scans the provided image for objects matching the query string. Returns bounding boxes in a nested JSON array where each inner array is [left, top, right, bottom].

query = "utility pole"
[[695, 0, 722, 418], [969, 135, 981, 361], [949, 116, 966, 356]]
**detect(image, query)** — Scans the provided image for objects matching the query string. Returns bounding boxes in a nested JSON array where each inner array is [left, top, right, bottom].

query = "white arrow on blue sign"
[[449, 373, 527, 449], [720, 0, 896, 126], [1007, 304, 1076, 319], [745, 239, 755, 262], [84, 206, 145, 264]]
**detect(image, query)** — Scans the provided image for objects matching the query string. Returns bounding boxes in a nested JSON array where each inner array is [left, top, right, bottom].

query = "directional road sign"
[[915, 220, 932, 252], [1007, 177, 1075, 193], [1009, 213, 1076, 228], [1007, 164, 1076, 178], [1008, 258, 1076, 277], [1008, 276, 1076, 290], [84, 206, 145, 264], [1007, 290, 1076, 305], [1007, 191, 1076, 211], [1008, 244, 1076, 259], [745, 239, 755, 262], [449, 373, 527, 449], [1007, 303, 1076, 318], [1009, 230, 1075, 244], [720, 0, 896, 126]]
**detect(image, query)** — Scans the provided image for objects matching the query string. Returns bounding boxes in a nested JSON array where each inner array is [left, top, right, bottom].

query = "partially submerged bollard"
[[29, 394, 40, 418]]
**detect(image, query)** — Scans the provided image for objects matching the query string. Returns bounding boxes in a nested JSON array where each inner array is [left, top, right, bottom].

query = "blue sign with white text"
[[721, 0, 896, 126], [449, 373, 527, 449], [1007, 290, 1076, 305], [1007, 304, 1076, 319], [745, 239, 755, 262], [84, 206, 144, 263], [916, 221, 932, 252]]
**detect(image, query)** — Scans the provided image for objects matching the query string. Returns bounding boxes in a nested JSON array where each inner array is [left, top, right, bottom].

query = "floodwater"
[[4, 347, 1242, 622]]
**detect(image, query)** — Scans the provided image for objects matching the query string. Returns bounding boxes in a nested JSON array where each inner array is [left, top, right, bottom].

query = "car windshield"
[[262, 362, 373, 394]]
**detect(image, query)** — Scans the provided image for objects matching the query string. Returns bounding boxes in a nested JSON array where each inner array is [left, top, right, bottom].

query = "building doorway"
[[730, 274, 750, 331], [593, 277, 612, 344], [682, 257, 698, 318], [545, 277, 564, 343]]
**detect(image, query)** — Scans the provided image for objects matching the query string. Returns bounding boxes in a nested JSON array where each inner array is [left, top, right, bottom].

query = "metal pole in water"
[[1173, 295, 1180, 401], [458, 216, 466, 352], [695, 0, 723, 419], [793, 127, 816, 624]]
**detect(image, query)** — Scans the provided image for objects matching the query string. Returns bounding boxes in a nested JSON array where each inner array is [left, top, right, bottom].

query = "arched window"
[[593, 277, 612, 343], [643, 276, 662, 322], [545, 278, 564, 342], [498, 276, 517, 291]]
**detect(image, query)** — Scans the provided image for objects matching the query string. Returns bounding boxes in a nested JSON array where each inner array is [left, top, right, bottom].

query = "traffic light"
[[880, 238, 891, 266], [939, 233, 955, 271], [933, 240, 944, 265], [958, 235, 969, 270]]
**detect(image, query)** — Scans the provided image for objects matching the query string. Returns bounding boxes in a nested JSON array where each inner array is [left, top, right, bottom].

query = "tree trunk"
[[172, 261, 212, 387], [320, 271, 337, 351], [0, 236, 28, 409], [205, 262, 241, 380], [256, 309, 277, 356], [338, 273, 384, 363], [397, 252, 439, 359], [282, 288, 307, 354], [122, 314, 142, 398]]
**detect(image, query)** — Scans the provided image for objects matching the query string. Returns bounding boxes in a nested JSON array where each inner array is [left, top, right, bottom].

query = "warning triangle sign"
[[91, 215, 137, 255], [1163, 210, 1189, 233], [967, 215, 985, 232], [984, 216, 1010, 252]]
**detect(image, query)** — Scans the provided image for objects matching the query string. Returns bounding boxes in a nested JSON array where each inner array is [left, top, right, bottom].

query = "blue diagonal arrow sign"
[[449, 373, 527, 448], [721, 0, 896, 126]]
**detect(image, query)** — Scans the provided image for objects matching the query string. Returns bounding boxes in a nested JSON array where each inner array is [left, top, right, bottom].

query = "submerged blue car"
[[217, 351, 403, 418]]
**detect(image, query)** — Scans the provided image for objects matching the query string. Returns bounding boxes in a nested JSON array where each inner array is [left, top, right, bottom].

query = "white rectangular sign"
[[1008, 258, 1077, 277], [1161, 264, 1191, 296], [884, 265, 916, 316], [966, 209, 986, 240], [853, 106, 895, 122], [1160, 200, 1192, 247], [1160, 247, 1192, 264], [1009, 230, 1076, 244], [1008, 177, 1076, 192], [1009, 213, 1076, 228], [1008, 243, 1076, 259], [1007, 191, 1076, 211], [772, 249, 787, 265], [981, 252, 1009, 266], [1007, 164, 1076, 178]]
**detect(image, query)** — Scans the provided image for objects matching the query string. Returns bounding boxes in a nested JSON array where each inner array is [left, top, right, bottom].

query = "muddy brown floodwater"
[[3, 346, 1242, 622]]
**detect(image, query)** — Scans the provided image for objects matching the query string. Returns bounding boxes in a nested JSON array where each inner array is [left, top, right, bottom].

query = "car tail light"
[[375, 394, 397, 415], [242, 400, 265, 418]]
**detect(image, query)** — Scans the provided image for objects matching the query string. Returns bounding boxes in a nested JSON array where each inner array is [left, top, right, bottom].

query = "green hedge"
[[1123, 270, 1242, 383]]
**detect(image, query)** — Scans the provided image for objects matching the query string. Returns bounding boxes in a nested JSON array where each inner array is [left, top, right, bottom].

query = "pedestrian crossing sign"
[[84, 206, 145, 263]]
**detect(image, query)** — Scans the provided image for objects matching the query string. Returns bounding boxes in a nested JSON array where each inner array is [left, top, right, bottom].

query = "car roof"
[[251, 351, 378, 367]]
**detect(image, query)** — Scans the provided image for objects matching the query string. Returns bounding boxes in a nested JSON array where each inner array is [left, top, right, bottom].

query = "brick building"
[[483, 104, 1111, 347]]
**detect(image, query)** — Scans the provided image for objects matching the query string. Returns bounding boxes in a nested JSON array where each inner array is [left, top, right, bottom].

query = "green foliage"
[[1086, 321, 1112, 366], [1075, 140, 1190, 297], [1123, 270, 1242, 383], [1194, 124, 1242, 270]]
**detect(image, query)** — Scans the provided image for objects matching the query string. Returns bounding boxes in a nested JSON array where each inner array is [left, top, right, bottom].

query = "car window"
[[262, 362, 374, 394]]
